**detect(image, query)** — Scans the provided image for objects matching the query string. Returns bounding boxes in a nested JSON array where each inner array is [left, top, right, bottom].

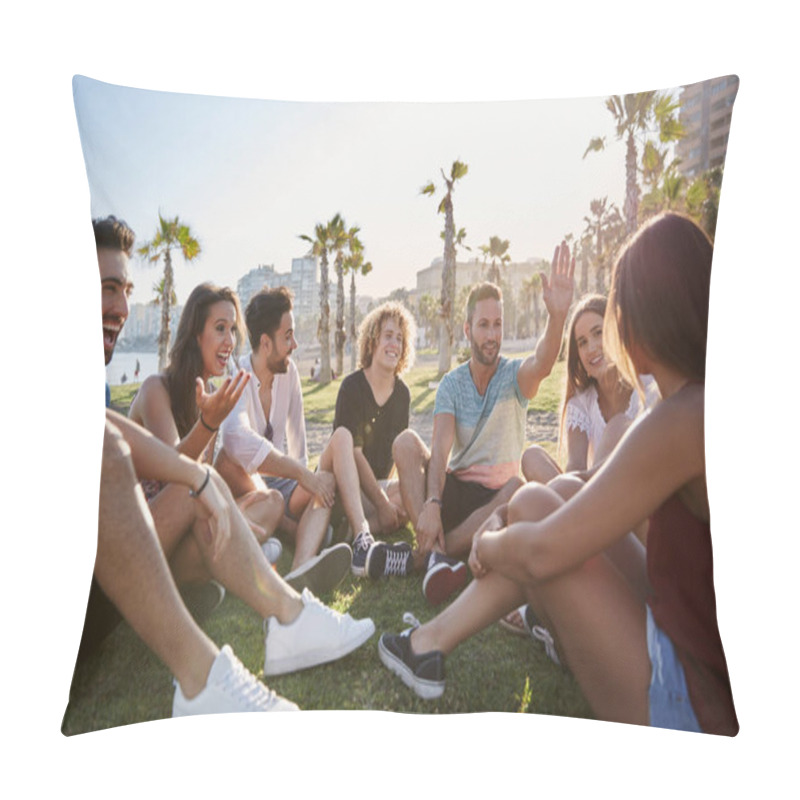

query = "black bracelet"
[[425, 497, 442, 507], [199, 413, 218, 433], [190, 467, 211, 498]]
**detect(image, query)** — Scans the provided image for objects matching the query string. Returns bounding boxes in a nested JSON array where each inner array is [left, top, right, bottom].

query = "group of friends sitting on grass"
[[71, 209, 737, 735]]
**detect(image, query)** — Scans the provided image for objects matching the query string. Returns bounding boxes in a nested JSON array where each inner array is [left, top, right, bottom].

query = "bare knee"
[[521, 444, 560, 483], [328, 425, 354, 453], [547, 473, 585, 502], [507, 482, 564, 525], [392, 429, 427, 469]]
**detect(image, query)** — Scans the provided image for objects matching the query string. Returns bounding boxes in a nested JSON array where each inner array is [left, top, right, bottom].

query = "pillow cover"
[[63, 74, 739, 735]]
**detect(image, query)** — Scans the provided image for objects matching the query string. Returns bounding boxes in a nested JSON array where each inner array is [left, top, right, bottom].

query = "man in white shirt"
[[217, 287, 413, 582]]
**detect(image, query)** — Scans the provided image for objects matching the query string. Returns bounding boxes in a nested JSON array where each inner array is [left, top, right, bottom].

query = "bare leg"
[[504, 483, 650, 726], [443, 476, 525, 558], [521, 444, 561, 483], [288, 479, 334, 569], [98, 421, 217, 699], [392, 429, 429, 528], [319, 427, 369, 533], [149, 471, 304, 625]]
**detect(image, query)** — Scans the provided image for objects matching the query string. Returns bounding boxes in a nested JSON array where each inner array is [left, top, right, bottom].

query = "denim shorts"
[[646, 605, 702, 733], [263, 475, 299, 517]]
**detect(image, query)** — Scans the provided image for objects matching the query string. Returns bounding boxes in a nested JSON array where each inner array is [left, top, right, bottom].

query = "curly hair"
[[164, 282, 245, 438], [357, 301, 416, 375]]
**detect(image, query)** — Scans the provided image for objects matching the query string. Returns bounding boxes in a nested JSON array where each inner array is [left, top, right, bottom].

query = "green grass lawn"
[[69, 357, 588, 733]]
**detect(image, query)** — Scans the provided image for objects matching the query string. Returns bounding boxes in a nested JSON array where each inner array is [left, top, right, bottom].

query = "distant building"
[[415, 256, 547, 300], [119, 302, 182, 346], [676, 76, 739, 178], [237, 255, 340, 320]]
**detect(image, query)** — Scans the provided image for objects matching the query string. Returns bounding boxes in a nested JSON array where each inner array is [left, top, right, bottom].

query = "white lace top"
[[565, 375, 659, 465]]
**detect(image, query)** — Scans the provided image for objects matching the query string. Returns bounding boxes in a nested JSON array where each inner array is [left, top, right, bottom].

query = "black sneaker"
[[422, 552, 468, 605], [367, 541, 413, 579], [378, 614, 445, 700], [351, 530, 375, 577]]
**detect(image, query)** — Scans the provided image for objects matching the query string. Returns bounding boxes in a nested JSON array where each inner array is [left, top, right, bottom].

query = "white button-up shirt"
[[220, 353, 308, 477]]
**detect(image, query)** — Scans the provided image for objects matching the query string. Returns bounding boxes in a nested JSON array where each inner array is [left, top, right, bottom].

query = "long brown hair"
[[606, 212, 712, 392], [558, 294, 630, 454], [164, 282, 245, 438]]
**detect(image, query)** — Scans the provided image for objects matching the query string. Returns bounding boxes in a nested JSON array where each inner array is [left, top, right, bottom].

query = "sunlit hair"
[[164, 283, 245, 438], [605, 212, 712, 396], [357, 301, 416, 375], [558, 294, 631, 453], [246, 286, 294, 351], [465, 282, 502, 325], [93, 215, 135, 256]]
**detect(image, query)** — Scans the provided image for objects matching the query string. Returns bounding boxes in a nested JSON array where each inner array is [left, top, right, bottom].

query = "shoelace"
[[384, 547, 410, 576], [531, 625, 561, 666], [402, 611, 421, 630], [220, 652, 278, 710]]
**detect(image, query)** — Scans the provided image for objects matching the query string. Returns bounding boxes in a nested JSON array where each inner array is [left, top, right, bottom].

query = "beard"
[[267, 353, 290, 374], [471, 340, 499, 367]]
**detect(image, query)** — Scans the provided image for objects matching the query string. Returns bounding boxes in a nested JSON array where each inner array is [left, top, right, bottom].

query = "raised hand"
[[195, 369, 251, 431], [541, 240, 576, 318]]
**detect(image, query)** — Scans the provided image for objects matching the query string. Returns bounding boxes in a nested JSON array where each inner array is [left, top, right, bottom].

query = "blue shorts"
[[263, 476, 299, 518], [646, 605, 702, 733]]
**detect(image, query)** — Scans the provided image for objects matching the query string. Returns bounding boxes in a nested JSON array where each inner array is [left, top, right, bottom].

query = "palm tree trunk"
[[158, 250, 173, 372], [438, 193, 455, 376], [318, 252, 332, 383], [349, 271, 357, 373], [624, 131, 639, 235], [335, 254, 346, 377]]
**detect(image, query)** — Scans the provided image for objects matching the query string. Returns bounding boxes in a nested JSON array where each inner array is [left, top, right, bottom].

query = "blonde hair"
[[357, 302, 416, 375]]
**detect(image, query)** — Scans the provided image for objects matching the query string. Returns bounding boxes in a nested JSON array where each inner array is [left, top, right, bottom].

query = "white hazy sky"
[[74, 75, 657, 305]]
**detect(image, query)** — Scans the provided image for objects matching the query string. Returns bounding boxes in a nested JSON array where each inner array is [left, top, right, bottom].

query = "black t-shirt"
[[333, 369, 410, 480]]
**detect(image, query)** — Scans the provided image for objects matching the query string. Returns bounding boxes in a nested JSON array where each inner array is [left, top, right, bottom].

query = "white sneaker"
[[264, 588, 375, 676], [172, 645, 299, 716], [262, 537, 283, 565]]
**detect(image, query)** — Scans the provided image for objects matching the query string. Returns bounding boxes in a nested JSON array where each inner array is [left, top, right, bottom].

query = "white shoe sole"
[[284, 543, 352, 596], [377, 636, 445, 700], [265, 618, 376, 676]]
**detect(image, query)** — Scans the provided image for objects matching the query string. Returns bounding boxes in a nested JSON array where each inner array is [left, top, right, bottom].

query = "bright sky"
[[74, 76, 665, 306]]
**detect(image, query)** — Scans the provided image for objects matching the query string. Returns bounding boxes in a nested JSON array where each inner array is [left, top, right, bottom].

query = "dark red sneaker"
[[422, 553, 468, 605]]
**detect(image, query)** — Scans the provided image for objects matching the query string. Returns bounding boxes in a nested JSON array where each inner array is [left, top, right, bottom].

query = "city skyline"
[[74, 76, 678, 307]]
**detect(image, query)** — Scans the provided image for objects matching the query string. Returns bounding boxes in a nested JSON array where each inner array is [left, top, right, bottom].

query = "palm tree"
[[584, 91, 684, 235], [343, 245, 372, 373], [522, 272, 543, 339], [481, 236, 511, 285], [327, 213, 354, 378], [421, 159, 469, 376], [299, 220, 334, 383], [583, 197, 623, 295], [416, 292, 438, 347], [138, 213, 201, 371]]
